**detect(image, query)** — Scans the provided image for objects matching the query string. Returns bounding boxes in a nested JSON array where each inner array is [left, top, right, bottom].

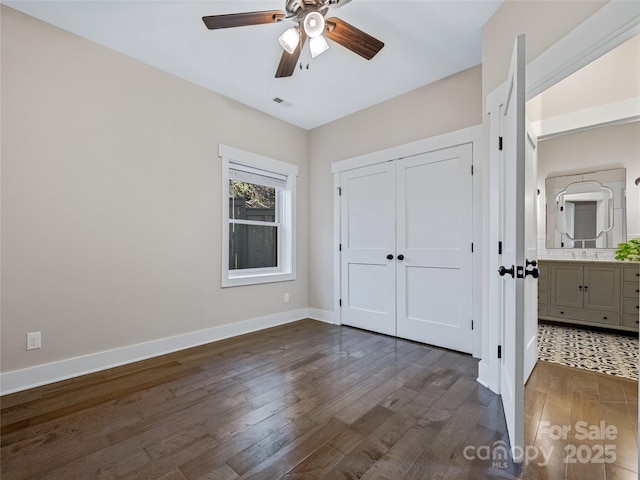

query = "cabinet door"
[[583, 266, 620, 312], [549, 264, 582, 308]]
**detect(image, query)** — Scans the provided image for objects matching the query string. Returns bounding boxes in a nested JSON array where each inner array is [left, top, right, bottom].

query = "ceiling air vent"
[[272, 97, 293, 108]]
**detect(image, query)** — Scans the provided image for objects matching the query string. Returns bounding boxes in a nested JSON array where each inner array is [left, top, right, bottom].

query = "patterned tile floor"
[[538, 321, 639, 381]]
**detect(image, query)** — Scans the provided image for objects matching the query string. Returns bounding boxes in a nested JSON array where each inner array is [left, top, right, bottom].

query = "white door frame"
[[332, 125, 483, 357], [479, 0, 640, 393]]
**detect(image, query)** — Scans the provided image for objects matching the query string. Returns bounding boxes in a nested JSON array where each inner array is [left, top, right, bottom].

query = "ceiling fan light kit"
[[279, 27, 301, 54], [303, 11, 325, 38], [202, 0, 384, 78], [310, 35, 329, 58]]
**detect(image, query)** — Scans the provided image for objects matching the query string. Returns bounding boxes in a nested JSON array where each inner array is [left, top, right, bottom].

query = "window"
[[220, 145, 297, 287]]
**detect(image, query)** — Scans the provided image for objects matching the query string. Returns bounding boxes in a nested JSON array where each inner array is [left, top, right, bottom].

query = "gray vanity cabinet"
[[583, 266, 621, 311], [540, 260, 638, 331], [548, 264, 583, 308], [622, 265, 640, 329]]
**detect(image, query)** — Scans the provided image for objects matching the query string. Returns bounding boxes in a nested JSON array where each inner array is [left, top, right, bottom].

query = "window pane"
[[229, 224, 278, 270], [229, 180, 276, 222]]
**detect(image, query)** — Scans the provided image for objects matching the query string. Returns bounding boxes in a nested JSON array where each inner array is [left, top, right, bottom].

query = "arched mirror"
[[555, 181, 613, 244], [546, 168, 626, 249]]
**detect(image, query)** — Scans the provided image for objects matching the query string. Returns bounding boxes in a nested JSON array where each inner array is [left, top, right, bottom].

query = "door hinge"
[[339, 299, 342, 307], [498, 241, 503, 255], [498, 136, 503, 151], [471, 165, 474, 175], [338, 187, 342, 196], [339, 243, 342, 251], [471, 242, 474, 253], [471, 320, 474, 330], [498, 345, 502, 359]]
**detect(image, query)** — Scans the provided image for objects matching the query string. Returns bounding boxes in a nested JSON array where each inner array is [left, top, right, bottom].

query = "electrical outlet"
[[27, 332, 41, 350], [284, 293, 290, 303]]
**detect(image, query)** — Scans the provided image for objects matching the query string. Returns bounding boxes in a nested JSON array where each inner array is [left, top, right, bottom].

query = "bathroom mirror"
[[546, 168, 626, 249]]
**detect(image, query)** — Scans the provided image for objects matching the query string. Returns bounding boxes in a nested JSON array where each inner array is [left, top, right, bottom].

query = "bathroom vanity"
[[538, 260, 640, 332]]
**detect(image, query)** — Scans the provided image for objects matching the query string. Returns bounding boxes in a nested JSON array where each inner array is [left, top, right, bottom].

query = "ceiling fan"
[[202, 0, 385, 78]]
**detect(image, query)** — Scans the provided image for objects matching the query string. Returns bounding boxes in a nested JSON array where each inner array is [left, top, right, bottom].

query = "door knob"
[[386, 254, 394, 260], [498, 265, 514, 278], [525, 268, 540, 279], [397, 254, 405, 261]]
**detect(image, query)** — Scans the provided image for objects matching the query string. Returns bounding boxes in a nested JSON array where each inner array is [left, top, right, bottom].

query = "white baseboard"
[[306, 308, 335, 324], [0, 308, 310, 395], [477, 360, 498, 394]]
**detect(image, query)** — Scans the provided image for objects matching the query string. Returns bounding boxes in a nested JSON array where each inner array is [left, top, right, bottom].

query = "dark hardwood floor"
[[1, 319, 637, 479], [524, 361, 638, 480]]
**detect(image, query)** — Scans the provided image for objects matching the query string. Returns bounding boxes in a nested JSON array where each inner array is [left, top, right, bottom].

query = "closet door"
[[340, 162, 396, 336], [395, 144, 473, 353]]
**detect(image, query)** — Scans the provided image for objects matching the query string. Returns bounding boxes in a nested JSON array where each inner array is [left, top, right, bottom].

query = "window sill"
[[222, 271, 296, 288]]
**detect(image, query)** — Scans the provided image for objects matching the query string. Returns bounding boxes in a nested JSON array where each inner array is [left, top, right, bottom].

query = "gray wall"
[[1, 6, 310, 374]]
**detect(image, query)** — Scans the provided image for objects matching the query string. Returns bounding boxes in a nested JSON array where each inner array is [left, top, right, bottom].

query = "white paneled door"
[[496, 34, 540, 462], [340, 162, 397, 336], [340, 145, 473, 354], [396, 146, 473, 353]]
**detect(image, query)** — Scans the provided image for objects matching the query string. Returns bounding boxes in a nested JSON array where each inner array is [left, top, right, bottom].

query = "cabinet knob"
[[397, 254, 405, 261], [386, 254, 394, 260], [560, 311, 564, 315], [603, 316, 607, 320]]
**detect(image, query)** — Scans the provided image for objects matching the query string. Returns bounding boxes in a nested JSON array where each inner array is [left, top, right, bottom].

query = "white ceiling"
[[4, 0, 503, 130]]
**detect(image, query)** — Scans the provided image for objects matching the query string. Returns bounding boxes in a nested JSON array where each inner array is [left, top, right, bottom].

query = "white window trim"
[[220, 145, 297, 288]]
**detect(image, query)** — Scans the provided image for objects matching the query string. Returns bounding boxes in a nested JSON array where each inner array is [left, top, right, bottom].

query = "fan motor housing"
[[286, 0, 326, 16]]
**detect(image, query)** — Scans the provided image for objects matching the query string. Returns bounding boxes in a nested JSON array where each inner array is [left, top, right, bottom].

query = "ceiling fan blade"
[[276, 32, 307, 78], [202, 10, 285, 30], [324, 17, 384, 60]]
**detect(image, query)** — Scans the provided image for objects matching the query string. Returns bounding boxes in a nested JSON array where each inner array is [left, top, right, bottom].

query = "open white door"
[[523, 125, 539, 382], [497, 34, 540, 462]]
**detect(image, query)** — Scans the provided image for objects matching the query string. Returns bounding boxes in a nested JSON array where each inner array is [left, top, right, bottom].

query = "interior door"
[[498, 34, 526, 462], [523, 126, 539, 382], [396, 145, 473, 353], [340, 162, 396, 336]]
